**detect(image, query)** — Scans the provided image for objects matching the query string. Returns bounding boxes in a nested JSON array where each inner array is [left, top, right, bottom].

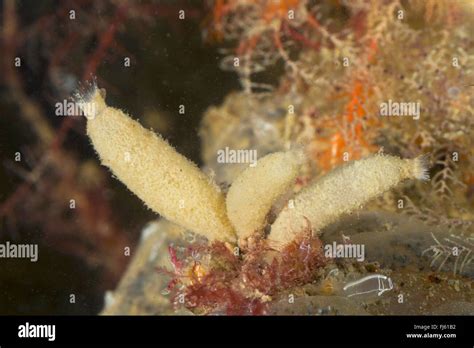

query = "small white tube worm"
[[269, 154, 429, 250], [225, 150, 305, 243], [77, 87, 236, 243]]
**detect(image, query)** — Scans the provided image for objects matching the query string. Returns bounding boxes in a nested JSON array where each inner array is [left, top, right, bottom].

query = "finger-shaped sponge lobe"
[[269, 154, 429, 250], [81, 87, 236, 243], [226, 150, 305, 243]]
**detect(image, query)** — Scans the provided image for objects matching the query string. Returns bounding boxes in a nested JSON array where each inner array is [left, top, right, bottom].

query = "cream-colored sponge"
[[226, 150, 304, 242], [79, 88, 236, 243], [269, 154, 429, 249]]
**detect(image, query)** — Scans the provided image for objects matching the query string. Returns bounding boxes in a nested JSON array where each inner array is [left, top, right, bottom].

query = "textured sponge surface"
[[269, 155, 429, 249], [85, 89, 236, 243]]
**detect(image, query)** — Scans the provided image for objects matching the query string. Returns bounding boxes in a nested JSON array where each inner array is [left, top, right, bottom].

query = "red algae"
[[162, 232, 326, 315]]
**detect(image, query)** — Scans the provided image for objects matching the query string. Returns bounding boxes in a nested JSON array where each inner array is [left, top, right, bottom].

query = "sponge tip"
[[412, 154, 431, 181], [73, 80, 107, 120]]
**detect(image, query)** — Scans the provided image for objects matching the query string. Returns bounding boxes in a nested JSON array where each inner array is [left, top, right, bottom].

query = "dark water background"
[[0, 0, 239, 314]]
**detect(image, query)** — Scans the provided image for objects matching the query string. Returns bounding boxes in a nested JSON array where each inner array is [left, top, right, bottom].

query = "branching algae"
[[78, 85, 429, 314]]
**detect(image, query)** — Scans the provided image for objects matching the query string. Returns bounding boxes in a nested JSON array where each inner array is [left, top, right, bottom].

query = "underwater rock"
[[101, 220, 186, 315], [268, 295, 368, 315], [429, 301, 474, 315], [321, 211, 473, 278]]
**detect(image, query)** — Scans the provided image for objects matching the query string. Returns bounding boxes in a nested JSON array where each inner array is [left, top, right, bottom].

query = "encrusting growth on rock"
[[226, 149, 305, 244], [76, 86, 236, 243], [269, 154, 430, 250]]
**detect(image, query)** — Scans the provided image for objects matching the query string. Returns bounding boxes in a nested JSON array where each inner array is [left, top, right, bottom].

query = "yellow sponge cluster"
[[79, 87, 428, 251]]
